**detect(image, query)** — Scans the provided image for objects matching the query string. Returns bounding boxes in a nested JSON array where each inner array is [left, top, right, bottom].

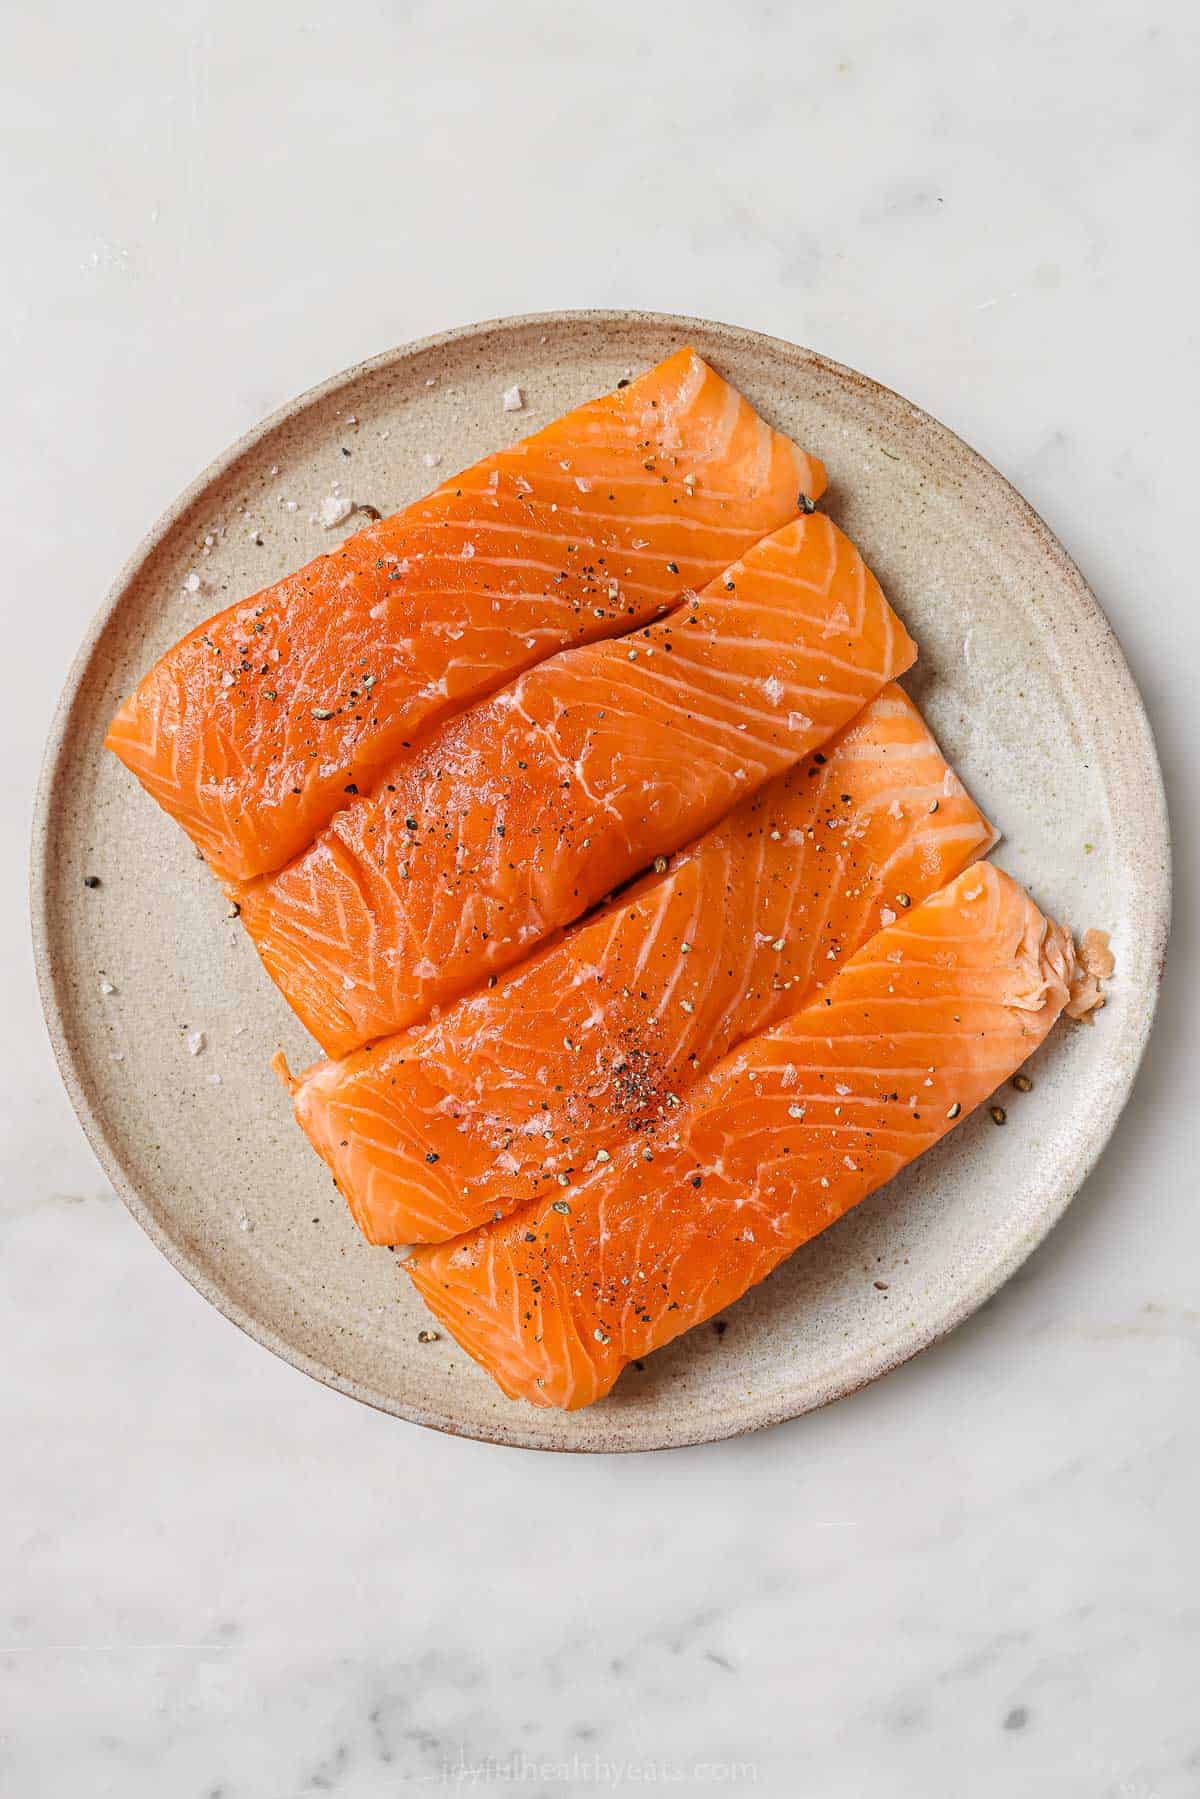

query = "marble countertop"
[[3, 3, 1196, 1794]]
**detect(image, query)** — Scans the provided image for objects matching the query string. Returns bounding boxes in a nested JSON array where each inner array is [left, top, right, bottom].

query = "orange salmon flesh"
[[405, 864, 1077, 1409], [279, 685, 996, 1244], [234, 511, 915, 1055], [107, 349, 824, 881]]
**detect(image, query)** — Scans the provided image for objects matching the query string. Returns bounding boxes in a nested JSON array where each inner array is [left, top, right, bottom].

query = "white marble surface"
[[3, 2, 1197, 1793]]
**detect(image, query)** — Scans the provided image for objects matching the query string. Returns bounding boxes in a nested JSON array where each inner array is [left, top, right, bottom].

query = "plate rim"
[[30, 307, 1172, 1453]]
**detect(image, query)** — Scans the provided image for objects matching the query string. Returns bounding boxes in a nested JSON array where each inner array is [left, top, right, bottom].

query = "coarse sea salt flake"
[[502, 384, 524, 412], [320, 493, 354, 529]]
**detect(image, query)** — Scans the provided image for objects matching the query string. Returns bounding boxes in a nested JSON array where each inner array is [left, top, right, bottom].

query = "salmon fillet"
[[405, 863, 1077, 1409], [106, 350, 825, 881], [235, 513, 916, 1055], [279, 685, 996, 1243]]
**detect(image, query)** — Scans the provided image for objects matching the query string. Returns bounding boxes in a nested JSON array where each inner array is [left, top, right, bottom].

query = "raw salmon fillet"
[[279, 686, 996, 1243], [236, 513, 916, 1055], [106, 350, 825, 881], [406, 864, 1077, 1409]]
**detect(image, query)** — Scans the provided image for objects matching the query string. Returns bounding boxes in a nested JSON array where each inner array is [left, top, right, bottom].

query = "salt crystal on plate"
[[423, 452, 442, 468], [184, 571, 202, 593], [320, 493, 354, 529], [99, 977, 116, 995], [186, 1030, 206, 1055], [502, 384, 524, 412]]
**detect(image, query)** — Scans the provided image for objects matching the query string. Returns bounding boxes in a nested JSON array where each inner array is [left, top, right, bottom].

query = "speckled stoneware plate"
[[32, 311, 1169, 1452]]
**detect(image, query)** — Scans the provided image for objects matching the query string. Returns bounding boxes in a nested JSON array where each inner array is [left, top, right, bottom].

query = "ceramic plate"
[[32, 311, 1169, 1452]]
